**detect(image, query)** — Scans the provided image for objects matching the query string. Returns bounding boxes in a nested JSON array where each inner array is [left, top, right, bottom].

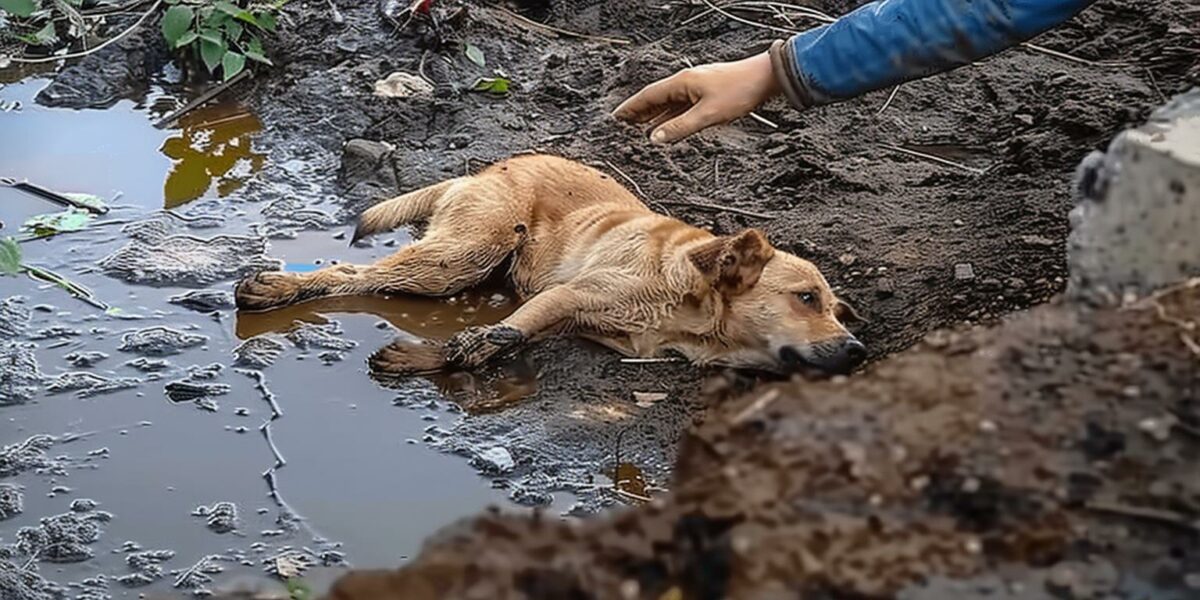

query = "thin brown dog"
[[234, 155, 865, 374]]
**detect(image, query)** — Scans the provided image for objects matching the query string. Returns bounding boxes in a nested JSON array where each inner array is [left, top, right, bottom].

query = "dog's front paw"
[[234, 272, 305, 311], [444, 325, 526, 367], [368, 340, 447, 375]]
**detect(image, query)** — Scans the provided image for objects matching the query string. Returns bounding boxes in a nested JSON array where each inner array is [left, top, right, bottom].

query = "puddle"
[[0, 77, 524, 591]]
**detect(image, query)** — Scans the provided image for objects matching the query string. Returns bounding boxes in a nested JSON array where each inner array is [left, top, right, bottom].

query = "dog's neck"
[[660, 240, 736, 343]]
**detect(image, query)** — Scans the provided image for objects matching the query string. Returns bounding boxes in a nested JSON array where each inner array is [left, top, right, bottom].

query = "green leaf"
[[22, 208, 94, 237], [62, 192, 108, 212], [224, 19, 242, 40], [161, 5, 194, 48], [244, 49, 271, 65], [213, 0, 240, 16], [233, 10, 257, 25], [0, 237, 21, 276], [256, 11, 275, 31], [200, 37, 225, 72], [175, 30, 198, 48], [197, 28, 223, 45], [471, 76, 510, 95], [464, 43, 485, 68], [222, 50, 245, 81], [0, 0, 38, 18], [29, 21, 57, 45]]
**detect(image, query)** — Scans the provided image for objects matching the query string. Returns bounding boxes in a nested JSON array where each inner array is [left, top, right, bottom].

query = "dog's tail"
[[351, 179, 456, 244]]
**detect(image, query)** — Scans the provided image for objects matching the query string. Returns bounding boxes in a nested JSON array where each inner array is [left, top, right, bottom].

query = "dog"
[[234, 155, 865, 374]]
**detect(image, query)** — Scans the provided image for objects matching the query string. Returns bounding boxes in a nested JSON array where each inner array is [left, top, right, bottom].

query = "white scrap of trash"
[[374, 72, 435, 99]]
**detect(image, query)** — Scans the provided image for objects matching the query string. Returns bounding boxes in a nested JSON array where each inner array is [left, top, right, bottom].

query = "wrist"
[[768, 40, 812, 109]]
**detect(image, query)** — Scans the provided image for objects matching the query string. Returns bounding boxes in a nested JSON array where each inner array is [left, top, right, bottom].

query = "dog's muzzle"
[[779, 336, 866, 375]]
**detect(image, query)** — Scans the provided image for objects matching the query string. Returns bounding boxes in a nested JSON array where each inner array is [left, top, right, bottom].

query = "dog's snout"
[[790, 336, 866, 374]]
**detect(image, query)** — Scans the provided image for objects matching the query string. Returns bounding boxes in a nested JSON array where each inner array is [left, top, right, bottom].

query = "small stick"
[[878, 143, 987, 176], [1019, 42, 1124, 67], [1, 178, 109, 214], [658, 199, 776, 219], [173, 554, 222, 588], [620, 357, 685, 364], [611, 487, 653, 503], [490, 6, 632, 45], [1143, 67, 1166, 103], [9, 0, 163, 64], [604, 160, 647, 199], [876, 84, 901, 116], [732, 389, 779, 424], [1085, 501, 1200, 534], [154, 70, 251, 129], [694, 0, 802, 35]]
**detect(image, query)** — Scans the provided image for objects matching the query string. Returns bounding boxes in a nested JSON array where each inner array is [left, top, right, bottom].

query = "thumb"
[[650, 104, 717, 144]]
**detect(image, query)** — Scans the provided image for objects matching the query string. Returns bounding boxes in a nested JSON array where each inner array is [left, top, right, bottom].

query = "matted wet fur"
[[234, 155, 864, 374]]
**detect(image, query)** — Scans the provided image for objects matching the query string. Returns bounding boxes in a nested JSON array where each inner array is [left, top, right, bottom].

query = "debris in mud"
[[3, 506, 112, 564], [64, 351, 110, 368], [165, 380, 232, 405], [471, 447, 515, 474], [0, 484, 23, 520], [118, 326, 208, 356], [99, 214, 280, 287], [233, 336, 286, 369], [374, 72, 434, 99], [117, 549, 177, 587], [125, 357, 172, 372], [0, 558, 63, 600], [173, 553, 228, 589], [188, 363, 225, 380], [28, 326, 81, 340], [0, 296, 31, 338], [46, 372, 141, 398], [0, 342, 42, 406], [33, 12, 169, 109], [285, 321, 357, 352], [193, 502, 239, 534], [0, 435, 58, 477], [170, 289, 237, 312]]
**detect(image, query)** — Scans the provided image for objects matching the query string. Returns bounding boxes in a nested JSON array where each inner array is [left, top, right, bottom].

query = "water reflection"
[[161, 102, 264, 208], [235, 288, 539, 410]]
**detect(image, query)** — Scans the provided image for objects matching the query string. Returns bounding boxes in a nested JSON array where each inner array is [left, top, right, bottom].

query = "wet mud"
[[326, 282, 1200, 599], [2, 0, 1198, 596]]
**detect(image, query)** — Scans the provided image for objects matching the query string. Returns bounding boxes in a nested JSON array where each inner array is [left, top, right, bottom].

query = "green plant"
[[160, 0, 281, 82], [1, 0, 88, 51]]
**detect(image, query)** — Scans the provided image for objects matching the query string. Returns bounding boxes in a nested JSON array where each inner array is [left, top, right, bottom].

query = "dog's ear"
[[835, 298, 866, 325], [688, 229, 775, 296]]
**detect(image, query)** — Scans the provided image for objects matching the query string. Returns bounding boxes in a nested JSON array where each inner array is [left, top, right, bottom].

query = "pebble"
[[954, 263, 976, 280], [838, 253, 857, 266], [474, 447, 515, 473]]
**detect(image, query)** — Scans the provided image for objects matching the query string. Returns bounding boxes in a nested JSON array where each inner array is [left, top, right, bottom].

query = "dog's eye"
[[796, 292, 817, 306]]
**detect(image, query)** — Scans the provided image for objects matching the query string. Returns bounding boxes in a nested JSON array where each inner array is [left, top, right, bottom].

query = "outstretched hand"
[[612, 51, 781, 144]]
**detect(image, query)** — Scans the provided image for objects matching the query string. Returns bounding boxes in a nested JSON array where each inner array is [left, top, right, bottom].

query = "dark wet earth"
[[1, 77, 531, 596]]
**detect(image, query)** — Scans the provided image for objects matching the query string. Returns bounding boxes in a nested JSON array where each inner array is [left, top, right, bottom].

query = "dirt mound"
[[321, 281, 1200, 599]]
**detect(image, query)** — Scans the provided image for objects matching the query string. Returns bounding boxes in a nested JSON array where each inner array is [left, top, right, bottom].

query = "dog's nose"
[[839, 338, 867, 369], [799, 337, 866, 374]]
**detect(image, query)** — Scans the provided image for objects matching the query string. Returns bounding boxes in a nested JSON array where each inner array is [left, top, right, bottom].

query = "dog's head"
[[688, 229, 865, 374]]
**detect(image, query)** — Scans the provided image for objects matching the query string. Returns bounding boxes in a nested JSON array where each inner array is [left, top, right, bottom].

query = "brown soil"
[[322, 281, 1200, 599]]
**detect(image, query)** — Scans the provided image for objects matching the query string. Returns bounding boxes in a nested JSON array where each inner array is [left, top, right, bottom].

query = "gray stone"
[[1069, 88, 1200, 302]]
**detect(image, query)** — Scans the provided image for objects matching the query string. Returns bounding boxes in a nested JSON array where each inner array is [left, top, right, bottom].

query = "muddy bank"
[[323, 279, 1200, 599]]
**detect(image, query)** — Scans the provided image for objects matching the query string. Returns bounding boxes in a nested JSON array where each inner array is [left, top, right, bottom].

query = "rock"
[[0, 343, 42, 406], [0, 484, 23, 520], [633, 391, 668, 407], [1068, 88, 1200, 302], [233, 336, 286, 368], [118, 326, 207, 356], [164, 380, 232, 403], [340, 138, 398, 190], [838, 253, 858, 266], [69, 499, 98, 512], [955, 263, 976, 281], [473, 447, 516, 474], [193, 502, 238, 534], [100, 214, 280, 287], [373, 72, 435, 99], [64, 351, 109, 368], [46, 372, 141, 398], [168, 290, 236, 312]]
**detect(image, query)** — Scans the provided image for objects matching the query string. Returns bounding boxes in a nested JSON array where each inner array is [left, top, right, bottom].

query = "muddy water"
[[0, 78, 529, 593]]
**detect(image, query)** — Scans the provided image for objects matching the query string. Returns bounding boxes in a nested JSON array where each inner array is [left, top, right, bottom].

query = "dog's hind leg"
[[235, 233, 519, 311], [350, 179, 457, 244]]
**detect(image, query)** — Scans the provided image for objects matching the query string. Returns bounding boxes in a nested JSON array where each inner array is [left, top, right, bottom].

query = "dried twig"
[[604, 160, 647, 199], [611, 487, 653, 503], [877, 143, 987, 175], [658, 199, 776, 219], [490, 6, 631, 45], [1085, 501, 1200, 534], [619, 356, 686, 364], [154, 70, 251, 129], [684, 0, 834, 31], [1019, 42, 1130, 68], [876, 84, 902, 116], [732, 389, 780, 424], [8, 0, 163, 64]]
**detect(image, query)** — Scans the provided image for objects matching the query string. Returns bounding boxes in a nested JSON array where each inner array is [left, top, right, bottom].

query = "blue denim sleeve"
[[769, 0, 1095, 107]]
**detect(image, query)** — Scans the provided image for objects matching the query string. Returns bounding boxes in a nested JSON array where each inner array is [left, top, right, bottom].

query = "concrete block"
[[1068, 88, 1200, 303]]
